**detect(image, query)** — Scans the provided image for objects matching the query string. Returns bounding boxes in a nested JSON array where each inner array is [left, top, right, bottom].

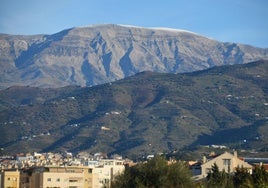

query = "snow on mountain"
[[121, 24, 198, 34]]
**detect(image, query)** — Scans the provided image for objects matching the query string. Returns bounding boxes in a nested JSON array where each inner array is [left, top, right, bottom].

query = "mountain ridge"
[[1, 24, 268, 89]]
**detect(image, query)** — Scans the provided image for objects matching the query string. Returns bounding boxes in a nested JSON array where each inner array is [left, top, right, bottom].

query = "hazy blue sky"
[[0, 0, 267, 47]]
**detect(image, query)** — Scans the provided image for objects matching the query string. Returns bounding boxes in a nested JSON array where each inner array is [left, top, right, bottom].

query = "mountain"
[[0, 60, 267, 157], [1, 24, 268, 89]]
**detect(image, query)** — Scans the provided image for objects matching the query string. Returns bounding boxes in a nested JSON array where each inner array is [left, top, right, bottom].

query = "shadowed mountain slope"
[[0, 60, 267, 157]]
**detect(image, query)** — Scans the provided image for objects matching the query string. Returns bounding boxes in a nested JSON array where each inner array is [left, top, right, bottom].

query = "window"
[[223, 159, 231, 172], [223, 159, 231, 166], [47, 178, 51, 182], [56, 178, 60, 182], [69, 179, 78, 182], [104, 179, 110, 184]]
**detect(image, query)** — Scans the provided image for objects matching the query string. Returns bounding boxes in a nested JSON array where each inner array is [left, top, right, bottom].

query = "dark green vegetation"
[[110, 157, 268, 188], [0, 60, 267, 157], [204, 163, 268, 188], [110, 156, 194, 188]]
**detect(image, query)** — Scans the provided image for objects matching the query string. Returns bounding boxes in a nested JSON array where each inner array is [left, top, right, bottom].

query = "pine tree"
[[233, 166, 253, 188], [252, 165, 268, 188], [206, 163, 230, 188]]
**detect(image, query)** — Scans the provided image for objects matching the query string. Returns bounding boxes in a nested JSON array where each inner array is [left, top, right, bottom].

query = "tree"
[[166, 160, 194, 188], [206, 163, 233, 188], [110, 164, 144, 188], [252, 165, 268, 188], [111, 155, 194, 188], [233, 166, 253, 188]]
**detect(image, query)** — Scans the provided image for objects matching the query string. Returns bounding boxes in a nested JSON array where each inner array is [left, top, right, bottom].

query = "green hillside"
[[0, 60, 267, 158]]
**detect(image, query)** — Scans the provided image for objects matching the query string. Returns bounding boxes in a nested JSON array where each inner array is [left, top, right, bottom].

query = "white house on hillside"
[[195, 151, 252, 179]]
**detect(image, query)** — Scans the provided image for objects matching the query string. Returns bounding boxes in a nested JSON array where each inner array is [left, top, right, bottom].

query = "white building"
[[86, 159, 125, 188], [195, 151, 252, 179]]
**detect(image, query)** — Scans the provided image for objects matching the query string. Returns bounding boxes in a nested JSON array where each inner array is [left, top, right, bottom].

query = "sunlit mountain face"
[[0, 24, 267, 89]]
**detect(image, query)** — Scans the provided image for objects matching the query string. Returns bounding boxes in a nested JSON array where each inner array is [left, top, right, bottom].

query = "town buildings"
[[0, 152, 126, 188], [1, 150, 267, 187]]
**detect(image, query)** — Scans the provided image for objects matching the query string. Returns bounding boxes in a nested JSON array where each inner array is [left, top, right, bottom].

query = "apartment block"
[[86, 159, 125, 188], [20, 166, 95, 188], [0, 169, 20, 188]]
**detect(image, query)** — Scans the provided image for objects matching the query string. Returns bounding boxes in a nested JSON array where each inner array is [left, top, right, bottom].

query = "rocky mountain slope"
[[1, 24, 268, 89], [0, 60, 267, 157]]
